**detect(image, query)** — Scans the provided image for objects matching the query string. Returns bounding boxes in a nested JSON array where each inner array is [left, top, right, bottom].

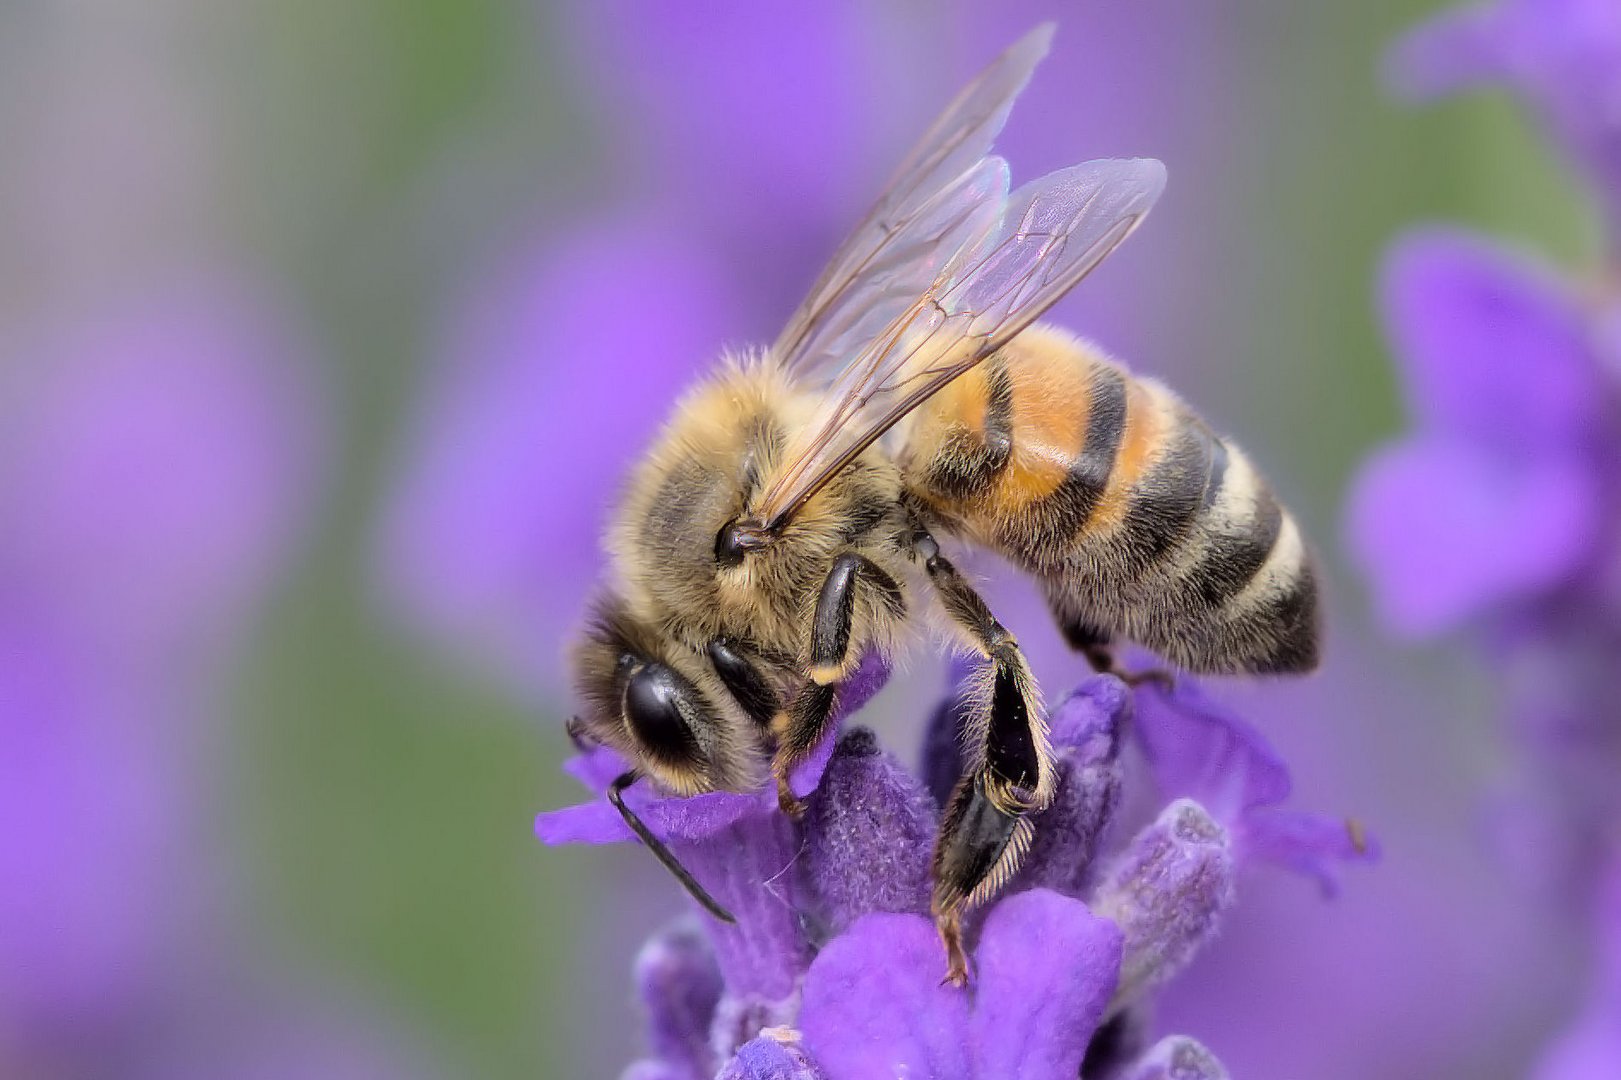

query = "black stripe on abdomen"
[[1011, 365, 1128, 561], [925, 357, 1015, 499], [1189, 479, 1284, 609], [1115, 410, 1215, 572]]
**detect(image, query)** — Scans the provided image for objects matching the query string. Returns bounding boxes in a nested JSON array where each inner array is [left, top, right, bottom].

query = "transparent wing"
[[770, 23, 1054, 380], [754, 157, 1167, 531]]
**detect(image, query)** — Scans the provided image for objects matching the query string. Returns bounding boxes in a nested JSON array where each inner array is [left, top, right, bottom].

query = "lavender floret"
[[541, 671, 1371, 1076]]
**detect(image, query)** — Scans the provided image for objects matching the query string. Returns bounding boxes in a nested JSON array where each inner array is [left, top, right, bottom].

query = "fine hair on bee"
[[565, 23, 1319, 986]]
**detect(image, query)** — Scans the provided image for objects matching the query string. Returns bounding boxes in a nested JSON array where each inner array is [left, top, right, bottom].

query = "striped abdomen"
[[899, 323, 1317, 674]]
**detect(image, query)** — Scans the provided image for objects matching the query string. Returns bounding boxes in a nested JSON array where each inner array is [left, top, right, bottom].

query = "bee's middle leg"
[[770, 552, 900, 818], [913, 529, 1051, 985]]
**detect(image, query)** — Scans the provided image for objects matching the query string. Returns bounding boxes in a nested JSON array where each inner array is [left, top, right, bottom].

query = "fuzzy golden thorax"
[[606, 358, 915, 675]]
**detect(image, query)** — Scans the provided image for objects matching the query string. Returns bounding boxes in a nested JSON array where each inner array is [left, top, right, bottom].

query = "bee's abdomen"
[[902, 324, 1317, 675]]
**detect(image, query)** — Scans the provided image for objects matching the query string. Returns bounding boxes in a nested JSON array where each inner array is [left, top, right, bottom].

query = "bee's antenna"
[[608, 770, 738, 925]]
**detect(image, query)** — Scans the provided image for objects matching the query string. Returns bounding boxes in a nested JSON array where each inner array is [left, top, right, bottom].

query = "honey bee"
[[568, 24, 1317, 984]]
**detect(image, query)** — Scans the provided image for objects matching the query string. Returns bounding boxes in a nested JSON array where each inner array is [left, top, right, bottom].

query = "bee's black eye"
[[623, 663, 702, 762]]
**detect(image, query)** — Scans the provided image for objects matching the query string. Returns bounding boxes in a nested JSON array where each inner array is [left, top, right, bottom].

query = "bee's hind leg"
[[770, 552, 902, 818], [1051, 601, 1174, 689], [912, 528, 1051, 986]]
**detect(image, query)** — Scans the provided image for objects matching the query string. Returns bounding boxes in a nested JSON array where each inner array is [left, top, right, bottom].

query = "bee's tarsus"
[[607, 770, 737, 924], [775, 773, 808, 821], [937, 911, 971, 988]]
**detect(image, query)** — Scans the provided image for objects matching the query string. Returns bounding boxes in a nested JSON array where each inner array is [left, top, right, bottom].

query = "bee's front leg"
[[770, 552, 900, 818], [912, 527, 1052, 986]]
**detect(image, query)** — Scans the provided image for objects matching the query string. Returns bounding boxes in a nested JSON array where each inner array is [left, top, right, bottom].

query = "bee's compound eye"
[[623, 663, 702, 763]]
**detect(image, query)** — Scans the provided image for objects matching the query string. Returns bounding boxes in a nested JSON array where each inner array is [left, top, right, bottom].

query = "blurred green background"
[[4, 1, 1593, 1077]]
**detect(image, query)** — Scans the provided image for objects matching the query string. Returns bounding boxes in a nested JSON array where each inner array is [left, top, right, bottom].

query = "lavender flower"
[[540, 672, 1371, 1078], [1352, 2, 1621, 1073], [1358, 0, 1621, 883]]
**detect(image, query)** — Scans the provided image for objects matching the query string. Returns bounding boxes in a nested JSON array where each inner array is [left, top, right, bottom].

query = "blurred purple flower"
[[541, 673, 1368, 1078], [0, 286, 421, 1077], [378, 219, 738, 693], [1361, 4, 1621, 879], [1354, 4, 1621, 1074], [1133, 679, 1380, 894], [1388, 0, 1621, 244], [1348, 230, 1610, 637]]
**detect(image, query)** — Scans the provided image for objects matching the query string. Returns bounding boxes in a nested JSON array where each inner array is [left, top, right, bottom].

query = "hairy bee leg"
[[913, 533, 1048, 799], [932, 773, 1036, 986], [607, 770, 737, 925], [770, 552, 900, 818], [706, 637, 779, 728], [911, 528, 1050, 982], [1055, 613, 1175, 688]]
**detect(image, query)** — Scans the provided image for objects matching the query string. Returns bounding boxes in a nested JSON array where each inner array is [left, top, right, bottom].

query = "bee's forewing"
[[756, 157, 1167, 530], [772, 23, 1053, 378]]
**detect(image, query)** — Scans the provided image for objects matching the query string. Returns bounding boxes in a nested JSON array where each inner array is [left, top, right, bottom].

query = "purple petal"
[[803, 728, 934, 935], [1348, 436, 1600, 636], [564, 745, 633, 793], [1121, 1036, 1230, 1080], [799, 913, 971, 1080], [1380, 229, 1603, 448], [1016, 683, 1129, 898], [535, 786, 760, 847], [680, 812, 812, 1000], [970, 890, 1124, 1080], [1131, 680, 1292, 823], [534, 800, 633, 845], [633, 923, 723, 1079], [1049, 676, 1133, 758], [1241, 809, 1382, 898], [716, 1036, 826, 1080], [378, 217, 735, 692], [1092, 800, 1234, 1004]]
